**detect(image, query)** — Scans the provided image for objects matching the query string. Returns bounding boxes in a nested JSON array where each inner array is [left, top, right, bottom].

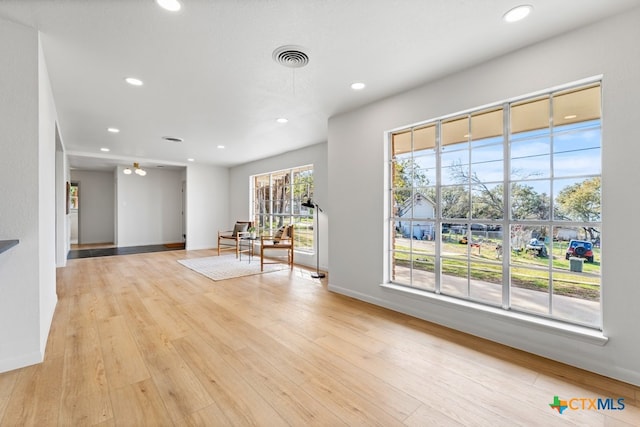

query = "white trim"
[[379, 282, 607, 345], [0, 350, 43, 374]]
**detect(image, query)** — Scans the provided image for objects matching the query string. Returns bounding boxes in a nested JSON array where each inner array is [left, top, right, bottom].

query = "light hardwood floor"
[[1, 249, 638, 426]]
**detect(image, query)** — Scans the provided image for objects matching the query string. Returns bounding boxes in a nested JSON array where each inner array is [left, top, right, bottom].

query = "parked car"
[[565, 240, 594, 263]]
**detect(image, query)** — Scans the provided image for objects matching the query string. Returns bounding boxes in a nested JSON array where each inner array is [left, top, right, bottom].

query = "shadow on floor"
[[68, 243, 185, 259]]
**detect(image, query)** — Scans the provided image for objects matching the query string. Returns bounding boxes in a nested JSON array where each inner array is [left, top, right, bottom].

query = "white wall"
[[0, 20, 58, 373], [116, 166, 184, 247], [70, 170, 115, 244], [37, 36, 59, 355], [229, 142, 328, 270], [54, 126, 69, 267], [327, 8, 640, 386], [185, 164, 229, 250]]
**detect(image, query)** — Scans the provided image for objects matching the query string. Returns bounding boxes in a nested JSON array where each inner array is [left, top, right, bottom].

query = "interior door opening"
[[69, 182, 79, 244]]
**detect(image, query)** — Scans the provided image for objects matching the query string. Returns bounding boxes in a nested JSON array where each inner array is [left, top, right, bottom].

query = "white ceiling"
[[1, 0, 638, 171]]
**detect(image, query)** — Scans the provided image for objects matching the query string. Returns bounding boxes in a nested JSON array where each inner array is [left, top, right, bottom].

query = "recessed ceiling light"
[[107, 127, 120, 133], [156, 0, 181, 12], [187, 158, 195, 162], [276, 118, 288, 124], [503, 5, 533, 23], [217, 145, 225, 149], [564, 114, 577, 119], [351, 82, 366, 90], [125, 77, 143, 86], [100, 147, 110, 152]]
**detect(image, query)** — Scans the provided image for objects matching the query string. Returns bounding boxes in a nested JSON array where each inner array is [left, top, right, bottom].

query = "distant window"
[[69, 183, 79, 210], [251, 165, 314, 252], [388, 81, 601, 328]]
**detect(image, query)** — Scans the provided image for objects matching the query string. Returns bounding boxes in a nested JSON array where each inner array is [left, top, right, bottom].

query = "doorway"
[[69, 182, 79, 244]]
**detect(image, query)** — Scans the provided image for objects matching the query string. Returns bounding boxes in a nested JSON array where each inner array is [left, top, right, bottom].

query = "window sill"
[[380, 282, 608, 346]]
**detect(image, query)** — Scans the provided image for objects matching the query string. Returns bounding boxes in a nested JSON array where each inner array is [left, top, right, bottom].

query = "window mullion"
[[502, 102, 511, 310], [435, 121, 442, 294], [548, 93, 555, 317]]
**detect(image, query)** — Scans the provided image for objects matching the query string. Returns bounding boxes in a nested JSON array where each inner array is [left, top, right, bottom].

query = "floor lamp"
[[301, 198, 326, 278]]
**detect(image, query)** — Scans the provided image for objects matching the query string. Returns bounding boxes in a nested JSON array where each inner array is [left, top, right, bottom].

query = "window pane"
[[471, 184, 503, 220], [414, 124, 436, 153], [292, 217, 313, 251], [471, 144, 504, 182], [391, 250, 411, 286], [412, 254, 436, 291], [441, 150, 469, 185], [510, 180, 550, 220], [441, 257, 469, 298], [489, 228, 504, 261], [510, 136, 551, 180], [413, 154, 436, 186], [509, 224, 551, 268], [393, 159, 417, 191], [412, 191, 436, 220], [471, 108, 503, 142], [552, 271, 600, 327], [511, 96, 550, 135], [553, 177, 600, 222], [273, 192, 290, 214], [392, 220, 408, 248], [469, 262, 502, 306], [552, 85, 601, 127], [393, 220, 416, 242], [400, 220, 432, 240], [392, 130, 412, 158], [293, 167, 313, 200], [441, 185, 469, 219], [510, 267, 550, 316], [393, 189, 413, 217], [412, 222, 436, 251], [553, 123, 601, 178], [442, 116, 469, 148], [255, 174, 269, 189]]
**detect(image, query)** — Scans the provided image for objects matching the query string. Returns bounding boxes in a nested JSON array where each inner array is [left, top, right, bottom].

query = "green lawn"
[[393, 237, 600, 300]]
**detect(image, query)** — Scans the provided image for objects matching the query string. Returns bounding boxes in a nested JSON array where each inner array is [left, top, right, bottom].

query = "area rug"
[[177, 255, 287, 281]]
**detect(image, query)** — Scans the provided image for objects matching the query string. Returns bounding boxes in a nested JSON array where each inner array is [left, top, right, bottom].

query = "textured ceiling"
[[1, 0, 638, 171]]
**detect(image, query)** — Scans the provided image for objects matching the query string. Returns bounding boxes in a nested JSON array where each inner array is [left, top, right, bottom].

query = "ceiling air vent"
[[162, 136, 184, 143], [272, 45, 309, 68]]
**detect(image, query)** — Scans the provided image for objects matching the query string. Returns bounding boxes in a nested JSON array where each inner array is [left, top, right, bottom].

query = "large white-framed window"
[[251, 165, 315, 252], [388, 81, 602, 328]]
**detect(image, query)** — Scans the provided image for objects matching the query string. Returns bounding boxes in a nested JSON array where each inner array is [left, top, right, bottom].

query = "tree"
[[447, 161, 549, 220], [441, 186, 469, 219], [555, 177, 600, 240], [393, 158, 431, 206], [555, 177, 600, 222], [293, 170, 314, 200], [510, 183, 550, 220], [470, 184, 503, 220]]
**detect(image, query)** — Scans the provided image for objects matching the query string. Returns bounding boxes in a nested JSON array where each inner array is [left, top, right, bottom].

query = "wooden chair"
[[260, 224, 294, 271], [218, 221, 252, 257]]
